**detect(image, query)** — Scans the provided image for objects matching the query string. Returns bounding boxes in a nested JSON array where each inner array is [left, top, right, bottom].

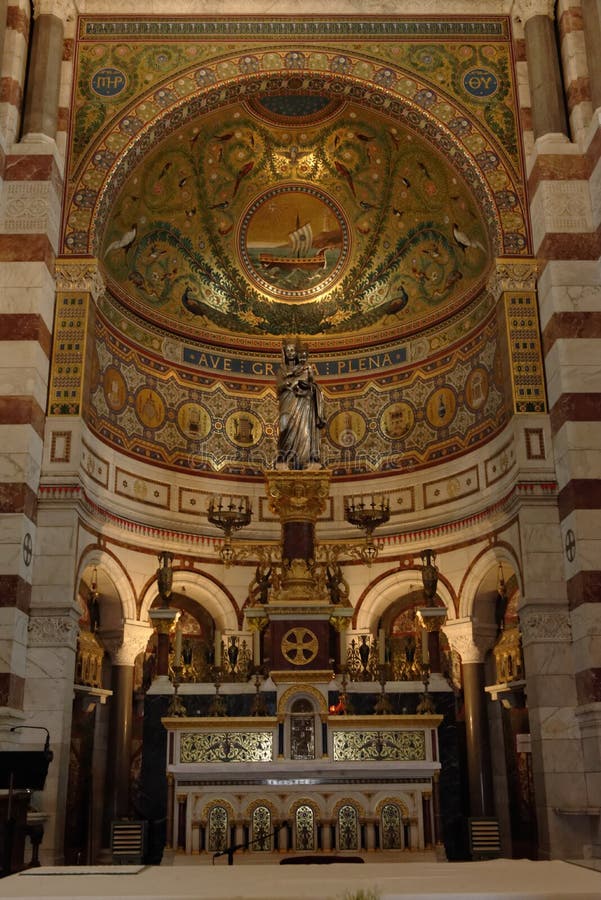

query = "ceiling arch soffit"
[[76, 547, 137, 621], [138, 567, 240, 631], [64, 49, 528, 344], [353, 565, 456, 633], [457, 541, 523, 620]]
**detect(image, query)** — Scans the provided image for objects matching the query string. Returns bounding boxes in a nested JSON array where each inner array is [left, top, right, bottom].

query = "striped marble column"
[[0, 1, 70, 725]]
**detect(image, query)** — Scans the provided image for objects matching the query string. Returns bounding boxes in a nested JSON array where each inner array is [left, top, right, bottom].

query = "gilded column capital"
[[443, 618, 497, 664], [513, 0, 556, 23], [55, 257, 104, 301], [487, 257, 539, 301]]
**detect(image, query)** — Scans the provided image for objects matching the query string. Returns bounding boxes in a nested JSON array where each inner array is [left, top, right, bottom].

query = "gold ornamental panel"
[[180, 731, 273, 763], [332, 730, 426, 761], [265, 470, 331, 523]]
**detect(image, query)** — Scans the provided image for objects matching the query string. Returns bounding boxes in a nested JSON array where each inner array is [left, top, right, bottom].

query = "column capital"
[[513, 0, 556, 24], [55, 257, 104, 302], [443, 618, 497, 663], [487, 257, 539, 301], [101, 621, 153, 666], [33, 0, 77, 20]]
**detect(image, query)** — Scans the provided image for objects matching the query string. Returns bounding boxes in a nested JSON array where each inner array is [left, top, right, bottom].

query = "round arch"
[[76, 547, 137, 623], [139, 568, 239, 631], [354, 565, 455, 632], [458, 543, 523, 620]]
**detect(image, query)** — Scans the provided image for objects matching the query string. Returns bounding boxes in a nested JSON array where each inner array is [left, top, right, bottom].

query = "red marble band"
[[550, 392, 601, 434], [567, 570, 601, 611], [0, 234, 55, 267], [558, 479, 601, 519], [0, 313, 52, 357], [0, 395, 46, 438], [543, 311, 601, 355], [0, 483, 38, 520], [0, 574, 32, 614], [575, 666, 601, 704], [0, 671, 25, 709], [6, 4, 29, 37]]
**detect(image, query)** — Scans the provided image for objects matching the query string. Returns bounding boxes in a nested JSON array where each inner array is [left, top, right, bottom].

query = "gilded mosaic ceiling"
[[57, 17, 529, 477], [99, 98, 492, 339], [65, 16, 529, 350]]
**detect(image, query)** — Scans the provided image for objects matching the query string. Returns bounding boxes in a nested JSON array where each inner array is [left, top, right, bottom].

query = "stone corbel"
[[443, 618, 498, 664]]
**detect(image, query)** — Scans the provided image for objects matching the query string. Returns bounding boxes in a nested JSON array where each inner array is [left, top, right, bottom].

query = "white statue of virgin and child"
[[276, 338, 325, 470]]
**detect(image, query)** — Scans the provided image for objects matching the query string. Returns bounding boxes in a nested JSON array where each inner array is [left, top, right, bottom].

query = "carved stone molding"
[[101, 622, 154, 666], [519, 608, 571, 646], [513, 0, 556, 23], [443, 619, 497, 663], [487, 257, 539, 300], [55, 257, 104, 301], [28, 614, 79, 651]]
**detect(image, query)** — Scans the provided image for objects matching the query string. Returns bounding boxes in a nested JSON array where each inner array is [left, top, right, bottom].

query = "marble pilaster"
[[581, 0, 601, 114], [517, 0, 569, 140]]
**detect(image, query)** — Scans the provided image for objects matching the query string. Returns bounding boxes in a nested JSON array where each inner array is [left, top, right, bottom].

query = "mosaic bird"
[[418, 161, 432, 179], [452, 223, 485, 253], [334, 160, 356, 197], [181, 287, 205, 316], [158, 162, 172, 180], [231, 161, 254, 198], [104, 224, 137, 258]]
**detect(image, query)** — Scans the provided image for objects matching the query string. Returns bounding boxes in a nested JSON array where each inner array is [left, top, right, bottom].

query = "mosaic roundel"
[[238, 184, 350, 301]]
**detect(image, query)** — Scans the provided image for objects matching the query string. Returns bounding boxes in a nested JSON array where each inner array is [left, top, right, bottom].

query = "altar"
[[162, 711, 443, 857]]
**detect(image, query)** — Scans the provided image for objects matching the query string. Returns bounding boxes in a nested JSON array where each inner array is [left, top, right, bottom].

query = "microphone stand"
[[212, 823, 284, 866]]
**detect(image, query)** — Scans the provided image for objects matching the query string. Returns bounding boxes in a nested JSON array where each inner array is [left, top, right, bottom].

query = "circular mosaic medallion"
[[465, 366, 489, 411], [381, 401, 415, 439], [225, 410, 262, 447], [177, 402, 212, 440], [425, 387, 457, 428], [135, 388, 165, 429], [329, 410, 367, 448], [91, 67, 127, 98], [103, 366, 127, 412], [463, 68, 498, 99], [238, 184, 350, 301]]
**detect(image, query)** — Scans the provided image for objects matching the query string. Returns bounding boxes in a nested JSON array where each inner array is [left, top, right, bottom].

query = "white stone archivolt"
[[139, 569, 239, 632], [354, 566, 454, 633], [76, 549, 137, 622], [458, 546, 522, 620]]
